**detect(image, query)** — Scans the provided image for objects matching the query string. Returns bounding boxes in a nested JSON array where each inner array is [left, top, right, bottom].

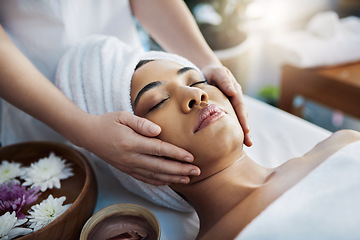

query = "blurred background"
[[138, 0, 360, 133]]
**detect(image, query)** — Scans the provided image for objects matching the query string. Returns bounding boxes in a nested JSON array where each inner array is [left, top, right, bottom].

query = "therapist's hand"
[[202, 65, 252, 147], [80, 111, 200, 186]]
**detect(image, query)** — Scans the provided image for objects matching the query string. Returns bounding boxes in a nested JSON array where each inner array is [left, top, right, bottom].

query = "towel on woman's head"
[[55, 35, 199, 212]]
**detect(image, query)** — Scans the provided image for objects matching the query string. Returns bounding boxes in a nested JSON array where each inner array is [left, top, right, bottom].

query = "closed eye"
[[147, 80, 206, 113], [189, 80, 207, 87], [148, 97, 169, 113]]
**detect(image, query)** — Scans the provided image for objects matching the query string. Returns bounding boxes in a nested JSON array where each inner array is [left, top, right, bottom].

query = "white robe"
[[237, 141, 360, 240], [0, 0, 142, 145]]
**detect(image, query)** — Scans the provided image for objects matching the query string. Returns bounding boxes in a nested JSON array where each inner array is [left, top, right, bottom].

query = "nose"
[[180, 87, 208, 113]]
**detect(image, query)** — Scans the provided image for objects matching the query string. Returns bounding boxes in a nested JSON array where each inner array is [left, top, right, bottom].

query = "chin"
[[196, 115, 243, 144], [191, 124, 243, 163]]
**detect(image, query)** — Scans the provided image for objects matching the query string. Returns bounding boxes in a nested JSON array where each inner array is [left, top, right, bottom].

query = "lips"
[[194, 104, 226, 133]]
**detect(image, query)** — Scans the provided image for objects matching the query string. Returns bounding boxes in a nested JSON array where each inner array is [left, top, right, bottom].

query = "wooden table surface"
[[279, 61, 360, 119]]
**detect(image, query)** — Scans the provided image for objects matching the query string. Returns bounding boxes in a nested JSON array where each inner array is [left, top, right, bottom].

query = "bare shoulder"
[[310, 129, 360, 152], [317, 129, 360, 149], [331, 129, 360, 141], [299, 129, 359, 165]]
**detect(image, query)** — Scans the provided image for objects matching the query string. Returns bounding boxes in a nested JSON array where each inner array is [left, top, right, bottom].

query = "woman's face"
[[130, 60, 244, 176]]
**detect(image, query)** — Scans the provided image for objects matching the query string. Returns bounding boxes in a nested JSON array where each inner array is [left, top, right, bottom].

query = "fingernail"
[[228, 86, 236, 94], [180, 178, 188, 184], [190, 169, 200, 176], [149, 125, 160, 134], [184, 156, 193, 162]]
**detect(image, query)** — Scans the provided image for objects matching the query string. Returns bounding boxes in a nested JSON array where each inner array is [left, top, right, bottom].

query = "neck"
[[175, 152, 274, 236]]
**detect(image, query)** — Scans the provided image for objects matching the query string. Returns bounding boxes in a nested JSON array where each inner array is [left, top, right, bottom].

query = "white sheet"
[[237, 140, 360, 240], [91, 96, 331, 240]]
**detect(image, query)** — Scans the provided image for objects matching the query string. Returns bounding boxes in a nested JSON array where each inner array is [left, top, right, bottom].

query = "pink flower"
[[0, 181, 41, 219]]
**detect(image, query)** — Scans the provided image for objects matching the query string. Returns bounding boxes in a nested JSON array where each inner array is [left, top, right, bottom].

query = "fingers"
[[218, 68, 238, 96], [229, 83, 252, 146], [203, 66, 237, 96], [132, 168, 191, 186], [126, 157, 200, 185], [115, 112, 193, 161], [243, 131, 252, 147], [122, 137, 200, 184], [132, 134, 195, 163], [133, 153, 200, 176], [131, 140, 201, 184], [117, 111, 161, 137], [109, 111, 199, 184], [121, 154, 200, 185], [203, 65, 252, 146], [229, 83, 249, 132], [87, 112, 199, 186]]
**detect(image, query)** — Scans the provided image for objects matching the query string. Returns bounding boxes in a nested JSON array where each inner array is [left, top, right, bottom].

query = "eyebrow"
[[177, 66, 195, 75], [133, 66, 197, 110], [134, 81, 162, 109]]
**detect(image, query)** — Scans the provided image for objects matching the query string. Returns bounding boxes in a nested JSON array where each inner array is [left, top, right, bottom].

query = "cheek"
[[147, 109, 191, 150], [208, 90, 238, 119]]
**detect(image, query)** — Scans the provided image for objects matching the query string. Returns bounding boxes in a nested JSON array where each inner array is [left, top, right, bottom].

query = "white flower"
[[21, 152, 73, 192], [0, 212, 32, 240], [27, 194, 71, 231], [0, 161, 24, 184]]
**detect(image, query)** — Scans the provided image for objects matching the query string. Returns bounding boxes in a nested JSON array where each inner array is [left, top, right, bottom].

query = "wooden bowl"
[[80, 204, 161, 240], [0, 141, 98, 240]]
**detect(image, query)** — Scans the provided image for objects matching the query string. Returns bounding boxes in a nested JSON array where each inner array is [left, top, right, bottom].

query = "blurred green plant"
[[258, 85, 279, 106]]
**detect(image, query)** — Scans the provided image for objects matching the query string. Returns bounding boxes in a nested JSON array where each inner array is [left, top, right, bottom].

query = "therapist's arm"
[[131, 0, 251, 146], [0, 25, 199, 185]]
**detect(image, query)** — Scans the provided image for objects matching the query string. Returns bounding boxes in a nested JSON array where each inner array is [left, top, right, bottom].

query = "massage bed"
[[91, 95, 332, 240]]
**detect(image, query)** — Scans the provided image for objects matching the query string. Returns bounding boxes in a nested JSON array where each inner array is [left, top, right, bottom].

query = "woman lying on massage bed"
[[130, 59, 360, 240], [56, 36, 360, 240]]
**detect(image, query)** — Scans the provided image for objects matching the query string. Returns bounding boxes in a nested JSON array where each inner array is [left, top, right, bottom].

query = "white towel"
[[55, 35, 201, 212], [271, 12, 360, 68]]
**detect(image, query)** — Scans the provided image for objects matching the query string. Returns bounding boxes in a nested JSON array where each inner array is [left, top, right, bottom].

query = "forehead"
[[131, 60, 186, 97], [135, 59, 183, 82]]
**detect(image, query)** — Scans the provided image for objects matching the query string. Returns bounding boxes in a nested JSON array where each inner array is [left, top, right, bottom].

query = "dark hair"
[[134, 59, 155, 71]]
